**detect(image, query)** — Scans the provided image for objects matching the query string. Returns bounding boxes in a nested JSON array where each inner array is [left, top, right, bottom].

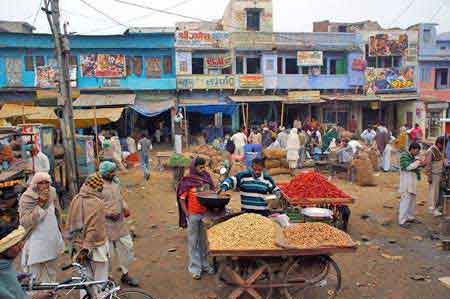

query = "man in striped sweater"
[[219, 158, 281, 216]]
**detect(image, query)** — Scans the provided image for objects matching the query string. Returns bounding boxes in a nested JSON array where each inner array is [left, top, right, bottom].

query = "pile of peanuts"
[[207, 213, 279, 250], [283, 223, 354, 249]]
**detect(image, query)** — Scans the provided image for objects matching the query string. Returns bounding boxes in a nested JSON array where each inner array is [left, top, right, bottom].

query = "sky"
[[0, 0, 449, 35]]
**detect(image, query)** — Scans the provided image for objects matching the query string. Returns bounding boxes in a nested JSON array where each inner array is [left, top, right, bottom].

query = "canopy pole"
[[246, 103, 249, 129], [94, 104, 99, 164], [184, 107, 189, 148], [22, 103, 25, 124], [241, 103, 246, 129], [281, 102, 285, 128]]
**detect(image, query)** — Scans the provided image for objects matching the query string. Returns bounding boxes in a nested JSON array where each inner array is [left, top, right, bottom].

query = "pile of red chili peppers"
[[278, 171, 352, 200]]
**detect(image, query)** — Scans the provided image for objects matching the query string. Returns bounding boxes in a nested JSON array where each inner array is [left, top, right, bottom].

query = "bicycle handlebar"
[[61, 262, 83, 271]]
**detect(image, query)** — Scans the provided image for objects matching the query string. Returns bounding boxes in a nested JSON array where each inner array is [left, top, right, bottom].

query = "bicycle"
[[21, 262, 154, 299]]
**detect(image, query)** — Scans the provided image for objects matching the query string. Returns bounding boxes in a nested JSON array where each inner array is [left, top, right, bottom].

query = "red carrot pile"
[[278, 171, 352, 200]]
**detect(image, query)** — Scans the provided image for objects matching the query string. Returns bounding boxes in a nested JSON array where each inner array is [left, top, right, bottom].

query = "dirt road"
[[115, 167, 449, 299]]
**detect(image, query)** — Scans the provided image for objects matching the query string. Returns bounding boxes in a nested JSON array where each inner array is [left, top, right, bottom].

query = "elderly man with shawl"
[[0, 224, 54, 299], [424, 136, 446, 217], [98, 161, 138, 286], [286, 128, 300, 175], [176, 157, 215, 280], [67, 173, 109, 293], [18, 172, 64, 282]]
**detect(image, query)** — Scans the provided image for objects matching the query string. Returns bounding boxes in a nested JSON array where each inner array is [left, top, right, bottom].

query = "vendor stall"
[[205, 213, 357, 299]]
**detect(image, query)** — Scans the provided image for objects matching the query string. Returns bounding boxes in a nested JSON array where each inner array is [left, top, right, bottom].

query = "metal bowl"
[[196, 191, 231, 210], [301, 207, 334, 219]]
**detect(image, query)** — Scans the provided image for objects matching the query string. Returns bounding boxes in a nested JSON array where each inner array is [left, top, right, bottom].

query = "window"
[[126, 56, 133, 76], [338, 25, 347, 33], [441, 46, 447, 50], [380, 56, 392, 68], [192, 57, 204, 74], [163, 55, 172, 74], [236, 56, 244, 74], [133, 56, 143, 76], [393, 56, 402, 67], [423, 29, 431, 43], [329, 59, 337, 74], [25, 56, 34, 71], [285, 58, 298, 74], [246, 9, 261, 31], [246, 57, 261, 74], [301, 66, 309, 75], [435, 68, 449, 89], [420, 67, 431, 83], [277, 57, 283, 74], [35, 56, 45, 67]]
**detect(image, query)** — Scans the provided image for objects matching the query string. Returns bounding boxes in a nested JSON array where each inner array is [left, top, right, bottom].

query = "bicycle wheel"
[[112, 288, 154, 299]]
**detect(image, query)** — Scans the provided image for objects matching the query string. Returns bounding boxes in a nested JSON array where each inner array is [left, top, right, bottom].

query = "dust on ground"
[[114, 164, 449, 299]]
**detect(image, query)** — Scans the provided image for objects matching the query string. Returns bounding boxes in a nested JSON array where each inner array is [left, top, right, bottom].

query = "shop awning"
[[73, 94, 136, 107], [320, 95, 379, 102], [0, 104, 56, 119], [378, 93, 419, 102], [26, 107, 124, 128], [229, 96, 285, 103], [131, 99, 175, 117], [180, 98, 238, 116]]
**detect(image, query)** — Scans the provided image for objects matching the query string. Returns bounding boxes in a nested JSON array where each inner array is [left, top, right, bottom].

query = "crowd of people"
[[0, 161, 139, 298]]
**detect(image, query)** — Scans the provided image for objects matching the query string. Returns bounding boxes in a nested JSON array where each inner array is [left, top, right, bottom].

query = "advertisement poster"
[[81, 54, 126, 77], [369, 33, 408, 56], [175, 31, 230, 48], [176, 52, 192, 75], [80, 54, 97, 77], [297, 51, 323, 66], [177, 75, 235, 90], [238, 74, 264, 89], [351, 57, 366, 71], [204, 54, 232, 69], [146, 58, 162, 78], [36, 65, 77, 88], [364, 67, 416, 95]]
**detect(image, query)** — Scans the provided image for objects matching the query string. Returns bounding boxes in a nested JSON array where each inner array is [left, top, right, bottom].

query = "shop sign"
[[175, 31, 230, 48], [427, 102, 449, 110], [176, 52, 192, 75], [177, 75, 235, 90], [297, 51, 323, 66], [364, 67, 416, 95], [287, 91, 320, 101], [238, 74, 264, 89], [351, 57, 366, 71], [204, 54, 232, 69], [80, 54, 126, 78], [369, 33, 408, 56]]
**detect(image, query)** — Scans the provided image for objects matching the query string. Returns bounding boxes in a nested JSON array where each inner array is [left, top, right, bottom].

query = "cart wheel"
[[217, 259, 274, 299], [282, 256, 341, 299]]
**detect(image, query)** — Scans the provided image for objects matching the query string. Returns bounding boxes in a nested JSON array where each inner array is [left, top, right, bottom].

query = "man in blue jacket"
[[219, 158, 281, 216]]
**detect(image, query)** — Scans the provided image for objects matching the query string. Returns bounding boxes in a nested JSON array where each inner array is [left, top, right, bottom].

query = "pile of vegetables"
[[278, 171, 352, 200], [167, 154, 191, 168]]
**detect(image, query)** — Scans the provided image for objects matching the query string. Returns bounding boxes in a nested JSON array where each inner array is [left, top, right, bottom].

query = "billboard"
[[81, 54, 126, 77], [297, 51, 323, 66], [369, 33, 408, 56], [36, 65, 77, 88], [175, 31, 230, 48], [364, 67, 416, 95]]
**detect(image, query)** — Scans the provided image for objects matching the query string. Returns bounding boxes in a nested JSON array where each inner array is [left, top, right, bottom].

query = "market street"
[[111, 164, 450, 299]]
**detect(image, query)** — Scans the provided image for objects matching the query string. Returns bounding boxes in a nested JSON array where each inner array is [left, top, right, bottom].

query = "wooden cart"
[[206, 216, 357, 299]]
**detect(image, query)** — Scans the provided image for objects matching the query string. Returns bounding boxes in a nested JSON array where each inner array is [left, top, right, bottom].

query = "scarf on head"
[[400, 151, 421, 180], [430, 145, 443, 161], [84, 173, 104, 192], [175, 159, 215, 228], [0, 226, 25, 254], [99, 161, 116, 177]]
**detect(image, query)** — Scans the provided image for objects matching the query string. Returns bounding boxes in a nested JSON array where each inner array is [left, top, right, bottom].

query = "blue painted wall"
[[0, 33, 176, 90]]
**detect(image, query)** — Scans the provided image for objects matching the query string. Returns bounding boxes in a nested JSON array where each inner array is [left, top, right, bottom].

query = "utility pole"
[[43, 0, 79, 197]]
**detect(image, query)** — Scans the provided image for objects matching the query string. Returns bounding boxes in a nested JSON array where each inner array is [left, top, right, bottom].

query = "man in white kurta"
[[398, 143, 422, 226], [231, 129, 247, 156], [18, 172, 64, 282]]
